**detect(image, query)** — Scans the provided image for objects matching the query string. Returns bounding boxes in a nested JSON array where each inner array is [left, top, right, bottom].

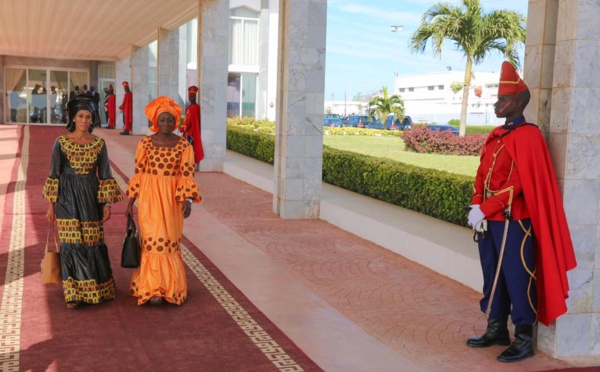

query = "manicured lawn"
[[323, 135, 480, 177]]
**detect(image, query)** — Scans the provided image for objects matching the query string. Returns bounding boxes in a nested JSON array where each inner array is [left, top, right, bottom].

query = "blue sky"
[[325, 0, 529, 100]]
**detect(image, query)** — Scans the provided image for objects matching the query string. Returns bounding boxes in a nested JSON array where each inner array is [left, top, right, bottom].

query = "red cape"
[[501, 123, 577, 325], [182, 103, 204, 162], [120, 91, 133, 131], [107, 94, 116, 128]]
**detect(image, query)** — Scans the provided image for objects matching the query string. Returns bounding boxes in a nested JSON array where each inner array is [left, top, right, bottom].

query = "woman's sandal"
[[149, 297, 163, 306], [66, 301, 79, 309]]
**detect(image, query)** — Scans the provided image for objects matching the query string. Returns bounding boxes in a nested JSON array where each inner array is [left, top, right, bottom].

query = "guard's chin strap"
[[497, 94, 519, 117]]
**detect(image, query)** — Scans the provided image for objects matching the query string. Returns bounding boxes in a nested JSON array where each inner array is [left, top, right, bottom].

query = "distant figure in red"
[[104, 85, 116, 129], [119, 81, 133, 135], [179, 85, 204, 163]]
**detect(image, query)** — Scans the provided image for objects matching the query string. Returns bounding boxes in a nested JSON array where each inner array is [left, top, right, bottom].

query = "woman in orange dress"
[[126, 96, 201, 306]]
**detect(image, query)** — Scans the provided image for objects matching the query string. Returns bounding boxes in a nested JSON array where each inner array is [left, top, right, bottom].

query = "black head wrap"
[[66, 95, 96, 133]]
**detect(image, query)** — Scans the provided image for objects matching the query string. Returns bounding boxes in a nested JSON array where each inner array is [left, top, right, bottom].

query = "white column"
[[526, 0, 600, 358], [273, 0, 327, 219], [158, 27, 185, 107], [197, 0, 229, 172], [115, 57, 131, 130], [131, 45, 150, 135]]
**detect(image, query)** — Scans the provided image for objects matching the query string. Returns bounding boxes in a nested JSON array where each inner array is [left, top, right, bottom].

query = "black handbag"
[[121, 214, 140, 268]]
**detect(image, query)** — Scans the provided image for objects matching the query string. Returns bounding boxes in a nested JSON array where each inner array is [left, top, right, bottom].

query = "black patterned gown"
[[43, 135, 123, 304]]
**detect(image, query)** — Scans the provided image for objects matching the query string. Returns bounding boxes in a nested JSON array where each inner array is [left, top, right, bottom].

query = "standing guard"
[[119, 81, 133, 135], [466, 61, 576, 363], [179, 85, 204, 165]]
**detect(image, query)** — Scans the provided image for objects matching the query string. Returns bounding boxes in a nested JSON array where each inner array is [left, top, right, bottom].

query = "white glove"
[[474, 219, 488, 233], [467, 205, 485, 227]]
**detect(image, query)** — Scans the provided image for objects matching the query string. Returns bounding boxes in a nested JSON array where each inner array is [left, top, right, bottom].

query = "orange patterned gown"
[[127, 136, 201, 305]]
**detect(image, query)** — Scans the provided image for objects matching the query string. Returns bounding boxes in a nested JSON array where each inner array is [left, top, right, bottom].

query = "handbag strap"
[[45, 223, 59, 253], [127, 214, 137, 233]]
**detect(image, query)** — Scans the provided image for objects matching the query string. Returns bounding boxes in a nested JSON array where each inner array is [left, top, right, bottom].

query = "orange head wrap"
[[188, 85, 199, 94], [498, 61, 528, 96], [144, 96, 182, 132], [122, 81, 129, 87]]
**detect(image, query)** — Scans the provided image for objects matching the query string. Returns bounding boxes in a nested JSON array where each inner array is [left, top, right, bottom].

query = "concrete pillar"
[[115, 57, 131, 131], [158, 27, 185, 107], [131, 45, 150, 135], [197, 0, 229, 172], [257, 0, 279, 121], [273, 0, 327, 219], [0, 56, 4, 123], [525, 0, 600, 358]]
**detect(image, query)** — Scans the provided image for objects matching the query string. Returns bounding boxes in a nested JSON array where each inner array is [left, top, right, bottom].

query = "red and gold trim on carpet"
[[0, 126, 321, 372], [112, 166, 310, 370], [0, 126, 28, 371]]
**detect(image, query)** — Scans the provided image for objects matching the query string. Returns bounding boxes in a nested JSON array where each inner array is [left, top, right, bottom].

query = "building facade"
[[393, 70, 504, 126], [2, 0, 280, 125]]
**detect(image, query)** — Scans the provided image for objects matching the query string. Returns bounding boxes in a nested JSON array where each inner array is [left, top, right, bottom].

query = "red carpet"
[[0, 126, 321, 371]]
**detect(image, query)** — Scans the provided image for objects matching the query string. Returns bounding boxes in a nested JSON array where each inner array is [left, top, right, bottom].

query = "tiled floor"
[[3, 124, 599, 371]]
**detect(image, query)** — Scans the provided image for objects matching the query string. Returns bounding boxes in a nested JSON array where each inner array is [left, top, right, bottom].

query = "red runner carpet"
[[0, 126, 321, 371]]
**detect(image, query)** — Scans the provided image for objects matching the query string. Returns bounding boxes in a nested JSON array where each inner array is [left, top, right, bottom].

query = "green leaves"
[[228, 126, 474, 227], [368, 86, 405, 123]]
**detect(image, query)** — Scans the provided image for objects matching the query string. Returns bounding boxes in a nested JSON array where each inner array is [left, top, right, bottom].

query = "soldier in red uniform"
[[119, 81, 133, 135], [466, 61, 576, 363], [179, 85, 204, 164]]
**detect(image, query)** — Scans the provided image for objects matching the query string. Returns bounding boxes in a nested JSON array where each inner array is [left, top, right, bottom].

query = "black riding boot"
[[497, 325, 534, 363], [466, 317, 511, 348]]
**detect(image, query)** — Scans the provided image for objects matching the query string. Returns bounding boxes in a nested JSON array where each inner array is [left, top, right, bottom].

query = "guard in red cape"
[[179, 85, 204, 164], [466, 61, 576, 363], [119, 81, 133, 135]]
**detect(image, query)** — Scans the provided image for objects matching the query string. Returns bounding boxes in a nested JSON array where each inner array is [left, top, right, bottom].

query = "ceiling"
[[0, 0, 199, 61]]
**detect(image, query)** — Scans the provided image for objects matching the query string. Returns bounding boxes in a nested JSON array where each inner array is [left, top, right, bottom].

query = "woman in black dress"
[[43, 95, 123, 309]]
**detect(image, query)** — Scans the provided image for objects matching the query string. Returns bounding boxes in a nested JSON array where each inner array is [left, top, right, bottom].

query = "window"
[[185, 19, 198, 68], [5, 67, 87, 124], [230, 7, 259, 67], [428, 86, 434, 90], [438, 85, 444, 90], [408, 87, 414, 92], [227, 72, 257, 118], [399, 88, 405, 92]]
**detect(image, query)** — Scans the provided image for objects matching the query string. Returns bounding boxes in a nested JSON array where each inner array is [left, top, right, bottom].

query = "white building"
[[393, 70, 504, 126], [323, 71, 507, 125]]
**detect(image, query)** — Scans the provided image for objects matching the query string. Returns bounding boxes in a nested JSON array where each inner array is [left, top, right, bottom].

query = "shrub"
[[448, 119, 460, 126], [403, 126, 485, 156], [322, 147, 472, 225], [226, 125, 473, 226], [226, 125, 275, 164]]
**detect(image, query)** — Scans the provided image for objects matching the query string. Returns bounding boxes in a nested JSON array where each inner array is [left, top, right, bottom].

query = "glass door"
[[4, 67, 88, 124], [50, 70, 68, 124], [240, 73, 256, 118], [28, 69, 48, 123], [226, 72, 257, 118], [5, 68, 27, 123], [227, 73, 241, 117]]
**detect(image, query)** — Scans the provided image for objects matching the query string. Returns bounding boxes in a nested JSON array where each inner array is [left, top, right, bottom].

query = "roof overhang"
[[0, 0, 199, 62]]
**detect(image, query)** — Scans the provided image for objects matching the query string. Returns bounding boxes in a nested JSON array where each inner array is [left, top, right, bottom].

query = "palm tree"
[[368, 87, 405, 125], [410, 0, 526, 136]]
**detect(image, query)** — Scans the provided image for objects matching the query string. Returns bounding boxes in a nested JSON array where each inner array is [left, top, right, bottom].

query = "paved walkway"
[[2, 124, 599, 371]]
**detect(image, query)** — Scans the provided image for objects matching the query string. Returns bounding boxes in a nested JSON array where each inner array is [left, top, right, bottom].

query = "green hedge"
[[227, 125, 275, 164], [227, 126, 473, 226], [322, 147, 473, 225]]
